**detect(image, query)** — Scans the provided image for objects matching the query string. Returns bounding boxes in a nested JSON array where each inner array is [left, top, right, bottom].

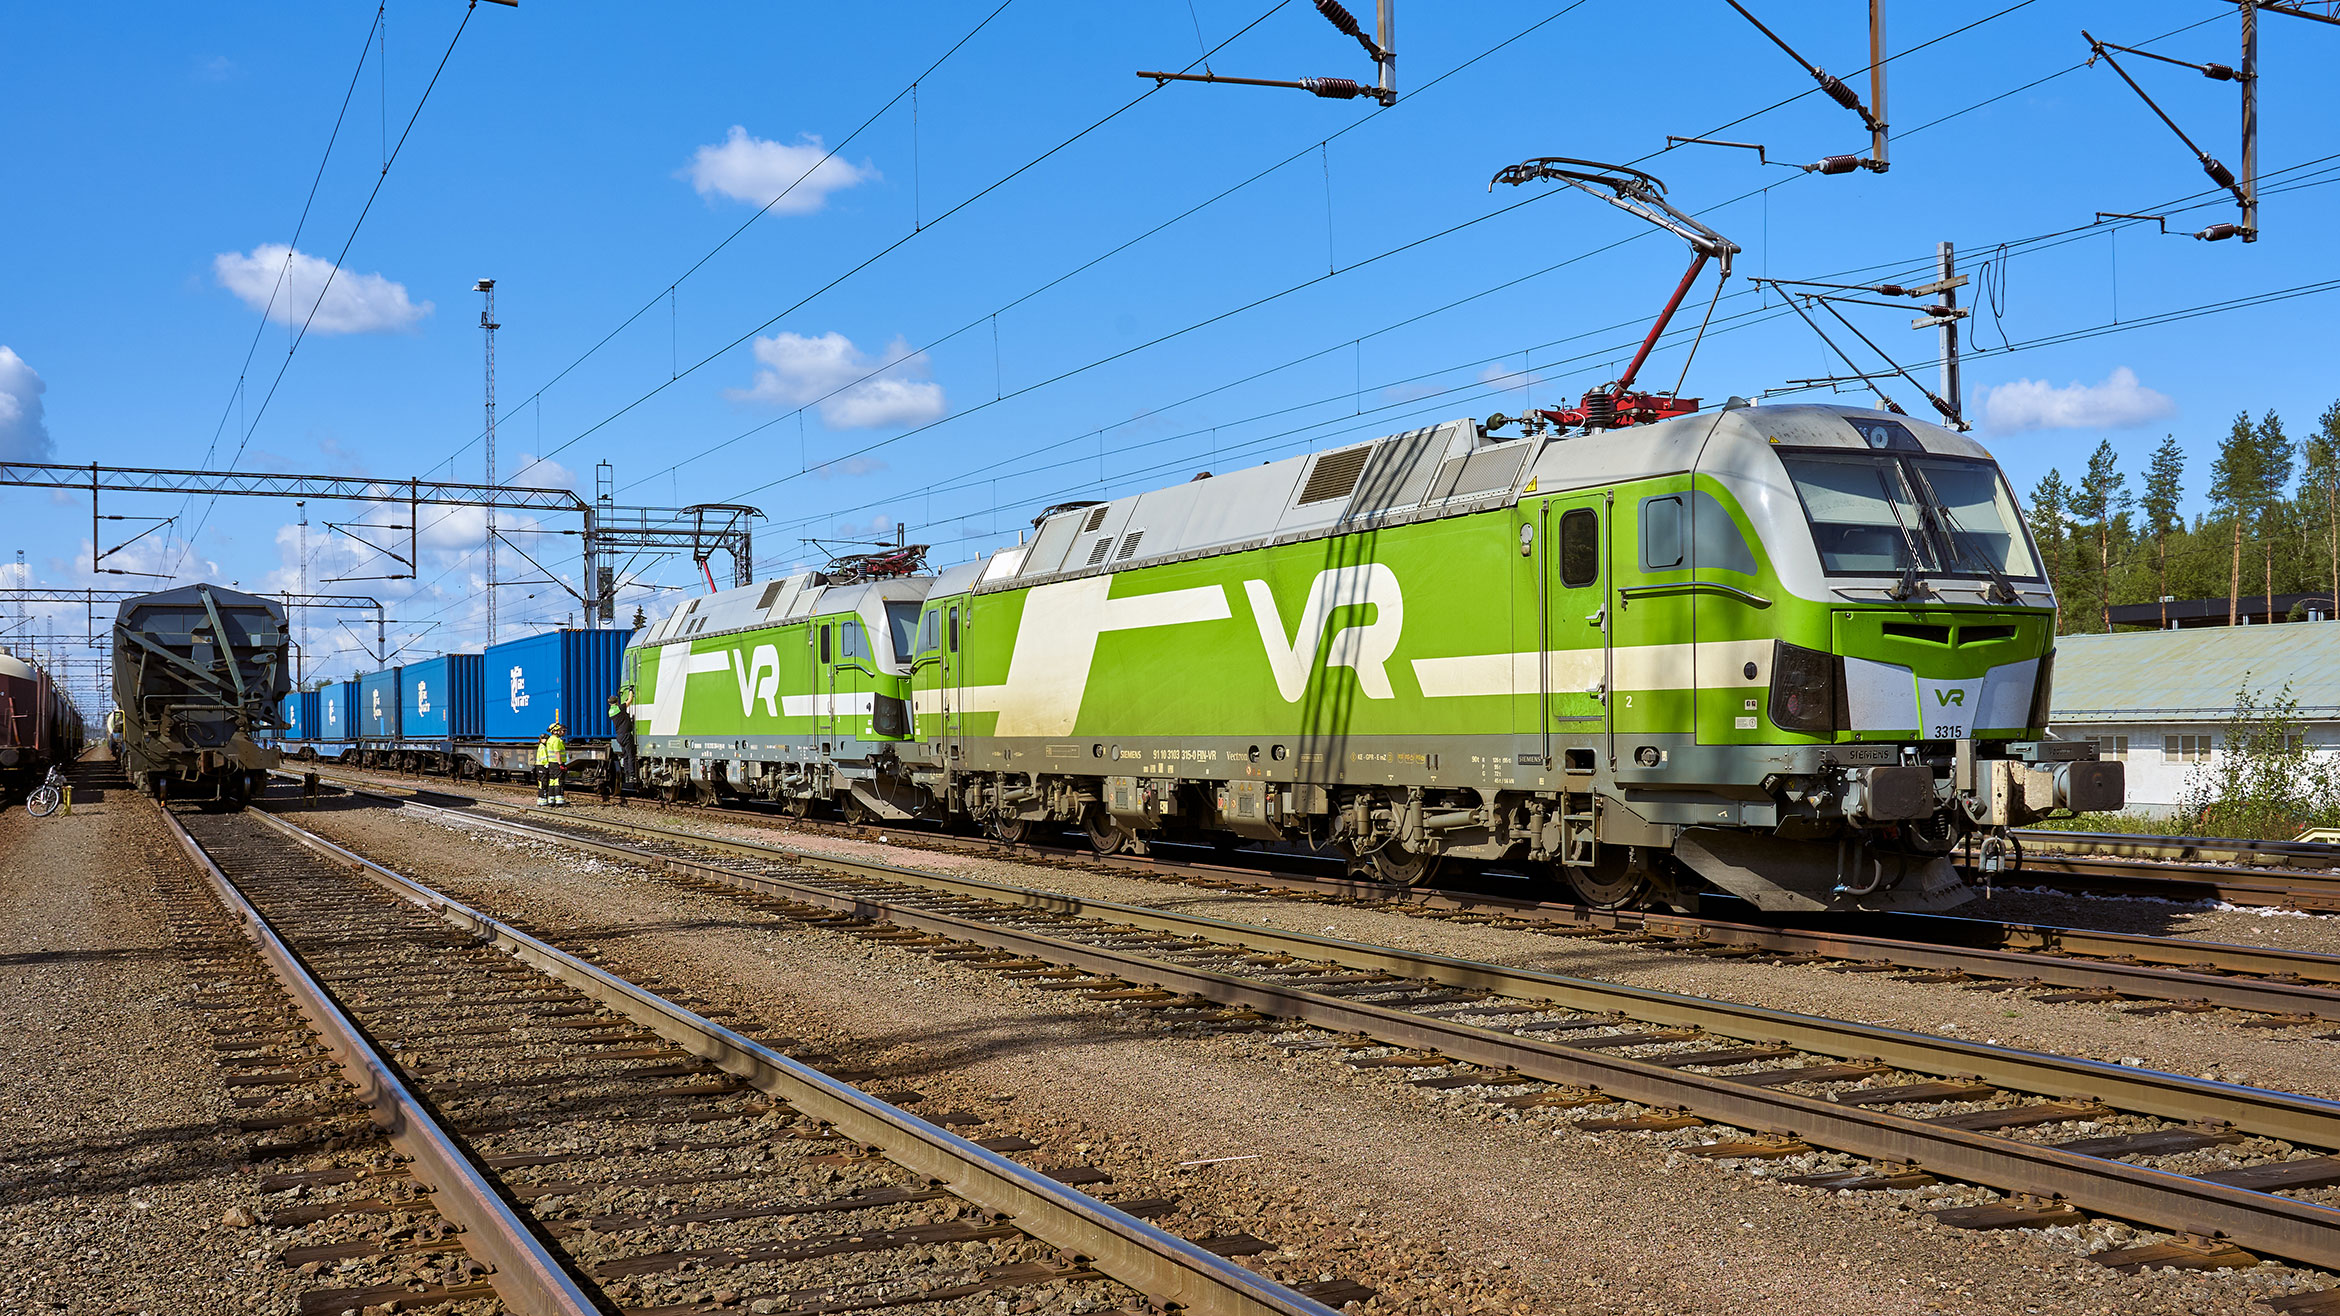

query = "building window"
[[2094, 735, 2128, 761], [2164, 734, 2213, 763]]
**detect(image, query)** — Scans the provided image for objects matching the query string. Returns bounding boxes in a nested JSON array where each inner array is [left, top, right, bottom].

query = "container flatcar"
[[112, 584, 288, 803], [624, 403, 2124, 914]]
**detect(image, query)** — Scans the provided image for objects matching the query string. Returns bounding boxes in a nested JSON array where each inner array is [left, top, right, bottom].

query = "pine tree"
[[2256, 409, 2295, 620], [2210, 411, 2262, 625], [2304, 400, 2340, 620], [2142, 434, 2185, 630], [2030, 469, 2071, 631], [2070, 439, 2131, 633]]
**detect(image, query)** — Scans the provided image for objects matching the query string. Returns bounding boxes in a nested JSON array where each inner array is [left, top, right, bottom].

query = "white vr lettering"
[[732, 643, 780, 717], [1244, 563, 1404, 701]]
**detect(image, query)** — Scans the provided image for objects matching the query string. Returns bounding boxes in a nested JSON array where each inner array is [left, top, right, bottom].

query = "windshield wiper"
[[1907, 464, 2020, 604], [1871, 464, 1933, 601]]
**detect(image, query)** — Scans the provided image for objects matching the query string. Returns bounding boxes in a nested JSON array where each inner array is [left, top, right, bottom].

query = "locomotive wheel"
[[842, 795, 873, 826], [1083, 811, 1130, 856], [993, 815, 1029, 845], [1560, 854, 1649, 909], [784, 796, 810, 818], [1367, 842, 1437, 887]]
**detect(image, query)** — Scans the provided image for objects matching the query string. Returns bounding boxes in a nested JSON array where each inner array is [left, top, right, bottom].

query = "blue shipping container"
[[316, 681, 359, 742], [357, 669, 403, 739], [401, 654, 483, 740], [280, 689, 319, 740], [483, 628, 632, 742]]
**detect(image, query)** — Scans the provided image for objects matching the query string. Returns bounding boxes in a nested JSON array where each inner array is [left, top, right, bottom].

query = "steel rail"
[[2016, 828, 2340, 871], [156, 805, 603, 1316], [1195, 873, 2340, 1019], [1988, 853, 2340, 910], [237, 805, 1341, 1316], [290, 767, 2340, 1015], [286, 786, 2340, 1269]]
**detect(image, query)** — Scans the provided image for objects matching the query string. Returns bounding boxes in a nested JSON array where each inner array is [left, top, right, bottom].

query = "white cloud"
[[0, 346, 54, 462], [212, 244, 431, 335], [833, 514, 897, 539], [728, 331, 945, 430], [1477, 362, 1547, 394], [682, 127, 878, 213], [1981, 366, 2175, 434], [810, 455, 888, 480]]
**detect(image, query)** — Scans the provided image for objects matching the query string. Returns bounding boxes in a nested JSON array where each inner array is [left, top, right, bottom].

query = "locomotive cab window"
[[916, 611, 941, 657], [1558, 508, 1600, 587], [1639, 496, 1684, 571], [884, 602, 920, 665], [1778, 449, 2039, 580], [819, 625, 832, 664], [838, 620, 867, 663], [948, 606, 960, 652]]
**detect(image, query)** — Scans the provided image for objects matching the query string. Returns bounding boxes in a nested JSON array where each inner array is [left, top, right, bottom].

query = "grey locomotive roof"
[[969, 403, 1993, 594], [2051, 624, 2340, 723], [639, 401, 2005, 620], [639, 571, 932, 649]]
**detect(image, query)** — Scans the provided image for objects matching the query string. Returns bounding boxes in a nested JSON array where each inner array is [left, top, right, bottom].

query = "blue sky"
[[5, 0, 2338, 700]]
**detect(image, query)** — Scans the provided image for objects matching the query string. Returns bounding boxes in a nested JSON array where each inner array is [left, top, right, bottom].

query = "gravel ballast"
[[518, 796, 2340, 1104], [286, 790, 2340, 1315], [0, 767, 302, 1315]]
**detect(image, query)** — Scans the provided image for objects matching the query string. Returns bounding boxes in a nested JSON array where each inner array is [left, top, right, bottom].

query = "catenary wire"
[[172, 0, 485, 573]]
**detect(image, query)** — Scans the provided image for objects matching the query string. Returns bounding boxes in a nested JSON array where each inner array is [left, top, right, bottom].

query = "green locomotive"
[[624, 402, 2121, 913]]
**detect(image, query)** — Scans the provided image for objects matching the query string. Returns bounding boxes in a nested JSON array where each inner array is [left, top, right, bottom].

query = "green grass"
[[2024, 810, 2195, 837]]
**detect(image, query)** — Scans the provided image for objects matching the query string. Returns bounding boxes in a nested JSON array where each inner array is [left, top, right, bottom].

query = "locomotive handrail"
[[1615, 581, 1772, 608]]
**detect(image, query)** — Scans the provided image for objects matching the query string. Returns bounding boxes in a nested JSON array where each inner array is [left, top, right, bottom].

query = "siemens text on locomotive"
[[112, 584, 289, 803], [618, 402, 2121, 915]]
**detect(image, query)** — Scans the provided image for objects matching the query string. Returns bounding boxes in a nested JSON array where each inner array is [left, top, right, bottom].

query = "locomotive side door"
[[1545, 495, 1612, 770], [815, 621, 837, 749], [942, 602, 964, 760]]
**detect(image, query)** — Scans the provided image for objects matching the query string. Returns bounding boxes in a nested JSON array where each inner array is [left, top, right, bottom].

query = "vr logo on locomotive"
[[733, 644, 780, 717], [1246, 564, 1405, 702]]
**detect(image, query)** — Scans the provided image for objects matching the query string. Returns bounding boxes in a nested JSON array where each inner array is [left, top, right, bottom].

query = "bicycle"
[[25, 765, 67, 818]]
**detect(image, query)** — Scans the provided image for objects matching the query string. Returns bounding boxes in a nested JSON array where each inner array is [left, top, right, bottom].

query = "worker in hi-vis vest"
[[536, 721, 568, 807], [605, 684, 636, 805]]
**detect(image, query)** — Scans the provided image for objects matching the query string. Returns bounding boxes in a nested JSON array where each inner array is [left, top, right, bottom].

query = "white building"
[[2049, 624, 2340, 815]]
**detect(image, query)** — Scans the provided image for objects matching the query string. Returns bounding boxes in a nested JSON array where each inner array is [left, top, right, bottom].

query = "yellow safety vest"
[[537, 735, 566, 765]]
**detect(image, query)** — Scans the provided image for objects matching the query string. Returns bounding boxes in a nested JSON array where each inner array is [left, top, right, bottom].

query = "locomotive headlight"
[[1767, 639, 1840, 735]]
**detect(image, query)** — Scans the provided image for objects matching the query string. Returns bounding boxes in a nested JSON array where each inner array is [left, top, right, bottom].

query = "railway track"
[[161, 799, 1359, 1316], [299, 766, 2340, 1027], [272, 777, 2340, 1286], [2018, 830, 2340, 873], [297, 759, 2340, 915]]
